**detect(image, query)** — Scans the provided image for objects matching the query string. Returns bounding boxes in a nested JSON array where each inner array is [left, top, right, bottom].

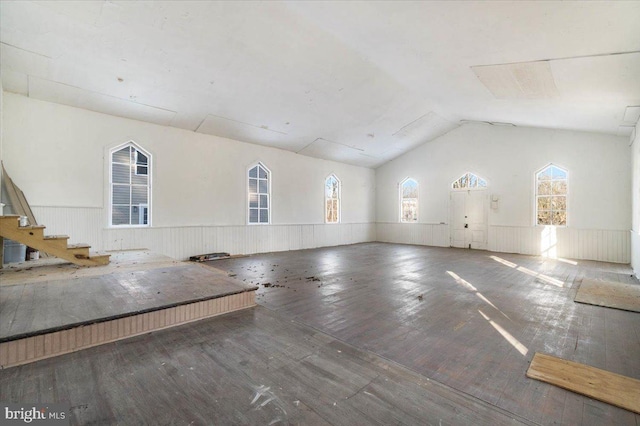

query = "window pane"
[[249, 178, 258, 193], [136, 151, 148, 166], [258, 179, 268, 194], [452, 181, 459, 189], [538, 167, 553, 180], [249, 208, 258, 223], [537, 181, 552, 195], [537, 211, 551, 225], [551, 166, 567, 179], [259, 194, 268, 208], [249, 194, 258, 208], [478, 178, 487, 187], [402, 180, 418, 198], [460, 175, 467, 188], [258, 166, 267, 179], [326, 177, 338, 198], [259, 209, 268, 223], [136, 165, 148, 176], [469, 174, 477, 188], [131, 173, 148, 186], [552, 211, 566, 226], [112, 163, 130, 184], [552, 181, 567, 195], [112, 205, 130, 225], [112, 147, 130, 164], [132, 186, 148, 204], [131, 206, 141, 225], [537, 197, 551, 211], [551, 196, 566, 210], [249, 166, 258, 178], [402, 199, 417, 222], [113, 185, 130, 204]]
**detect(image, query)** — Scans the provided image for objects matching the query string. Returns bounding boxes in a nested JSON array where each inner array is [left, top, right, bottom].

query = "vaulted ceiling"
[[1, 1, 639, 167]]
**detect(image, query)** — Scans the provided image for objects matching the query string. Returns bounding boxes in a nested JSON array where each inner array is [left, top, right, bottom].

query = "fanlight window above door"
[[451, 172, 487, 190]]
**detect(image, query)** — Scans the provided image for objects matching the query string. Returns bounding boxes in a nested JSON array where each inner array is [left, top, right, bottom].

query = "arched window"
[[452, 172, 487, 190], [325, 174, 341, 223], [248, 162, 271, 224], [110, 142, 151, 226], [400, 178, 418, 222], [536, 164, 567, 226]]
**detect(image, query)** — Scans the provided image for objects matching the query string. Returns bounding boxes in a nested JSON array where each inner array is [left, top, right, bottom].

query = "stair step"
[[74, 253, 111, 267], [0, 215, 20, 230], [17, 225, 46, 238], [43, 235, 70, 249], [67, 243, 91, 249], [67, 244, 90, 258]]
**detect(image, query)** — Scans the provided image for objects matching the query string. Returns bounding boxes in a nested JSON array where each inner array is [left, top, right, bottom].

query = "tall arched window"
[[248, 162, 271, 224], [400, 178, 418, 222], [536, 164, 567, 226], [110, 142, 151, 226], [325, 174, 341, 223]]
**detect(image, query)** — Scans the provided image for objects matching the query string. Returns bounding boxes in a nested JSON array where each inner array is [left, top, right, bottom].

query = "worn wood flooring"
[[0, 306, 536, 425], [210, 242, 640, 425], [1, 242, 639, 425], [0, 251, 254, 341]]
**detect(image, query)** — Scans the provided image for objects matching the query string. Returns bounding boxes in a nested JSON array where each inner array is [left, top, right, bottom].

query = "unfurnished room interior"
[[0, 1, 639, 425]]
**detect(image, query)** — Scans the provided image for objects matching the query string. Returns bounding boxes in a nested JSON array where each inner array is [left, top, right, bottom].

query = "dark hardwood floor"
[[2, 242, 639, 425], [210, 243, 640, 425]]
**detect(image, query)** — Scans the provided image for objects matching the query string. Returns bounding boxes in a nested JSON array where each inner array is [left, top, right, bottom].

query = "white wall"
[[2, 93, 376, 259], [631, 119, 640, 275], [376, 122, 631, 263]]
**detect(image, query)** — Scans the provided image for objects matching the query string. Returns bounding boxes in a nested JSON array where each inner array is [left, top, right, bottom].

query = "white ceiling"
[[1, 1, 639, 168]]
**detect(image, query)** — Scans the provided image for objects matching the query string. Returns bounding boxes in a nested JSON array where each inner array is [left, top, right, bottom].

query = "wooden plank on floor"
[[575, 279, 640, 313], [526, 352, 640, 414]]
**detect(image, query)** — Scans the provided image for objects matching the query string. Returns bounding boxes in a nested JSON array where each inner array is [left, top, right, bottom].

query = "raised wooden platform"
[[0, 251, 257, 368]]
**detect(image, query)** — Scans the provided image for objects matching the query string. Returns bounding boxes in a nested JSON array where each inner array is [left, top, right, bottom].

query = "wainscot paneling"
[[31, 206, 376, 260]]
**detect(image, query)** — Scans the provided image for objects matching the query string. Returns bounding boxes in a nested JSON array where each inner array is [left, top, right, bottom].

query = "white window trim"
[[108, 141, 152, 228], [399, 177, 419, 223], [247, 161, 272, 225], [324, 173, 341, 224], [533, 163, 569, 227]]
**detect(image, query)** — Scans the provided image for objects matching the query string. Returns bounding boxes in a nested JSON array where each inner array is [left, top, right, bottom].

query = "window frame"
[[534, 163, 568, 227], [451, 172, 488, 191], [247, 162, 271, 225], [324, 173, 341, 224], [399, 177, 419, 223], [109, 141, 152, 228]]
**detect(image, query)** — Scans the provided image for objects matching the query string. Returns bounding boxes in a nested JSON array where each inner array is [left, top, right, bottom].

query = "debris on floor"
[[189, 252, 230, 262]]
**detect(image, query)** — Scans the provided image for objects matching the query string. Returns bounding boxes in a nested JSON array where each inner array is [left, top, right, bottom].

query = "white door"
[[450, 191, 488, 249]]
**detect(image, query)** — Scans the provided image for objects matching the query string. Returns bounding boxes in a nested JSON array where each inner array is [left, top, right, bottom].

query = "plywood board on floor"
[[526, 352, 640, 414], [575, 278, 640, 312]]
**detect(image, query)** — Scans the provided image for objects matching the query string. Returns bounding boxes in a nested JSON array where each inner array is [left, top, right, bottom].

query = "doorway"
[[450, 189, 488, 250]]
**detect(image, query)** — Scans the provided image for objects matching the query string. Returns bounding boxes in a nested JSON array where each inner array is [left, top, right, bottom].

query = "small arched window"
[[248, 162, 271, 224], [110, 142, 151, 226], [325, 174, 341, 223], [400, 178, 418, 222], [452, 172, 487, 190], [536, 164, 567, 226]]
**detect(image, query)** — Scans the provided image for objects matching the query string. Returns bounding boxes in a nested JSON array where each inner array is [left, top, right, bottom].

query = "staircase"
[[0, 215, 109, 266]]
